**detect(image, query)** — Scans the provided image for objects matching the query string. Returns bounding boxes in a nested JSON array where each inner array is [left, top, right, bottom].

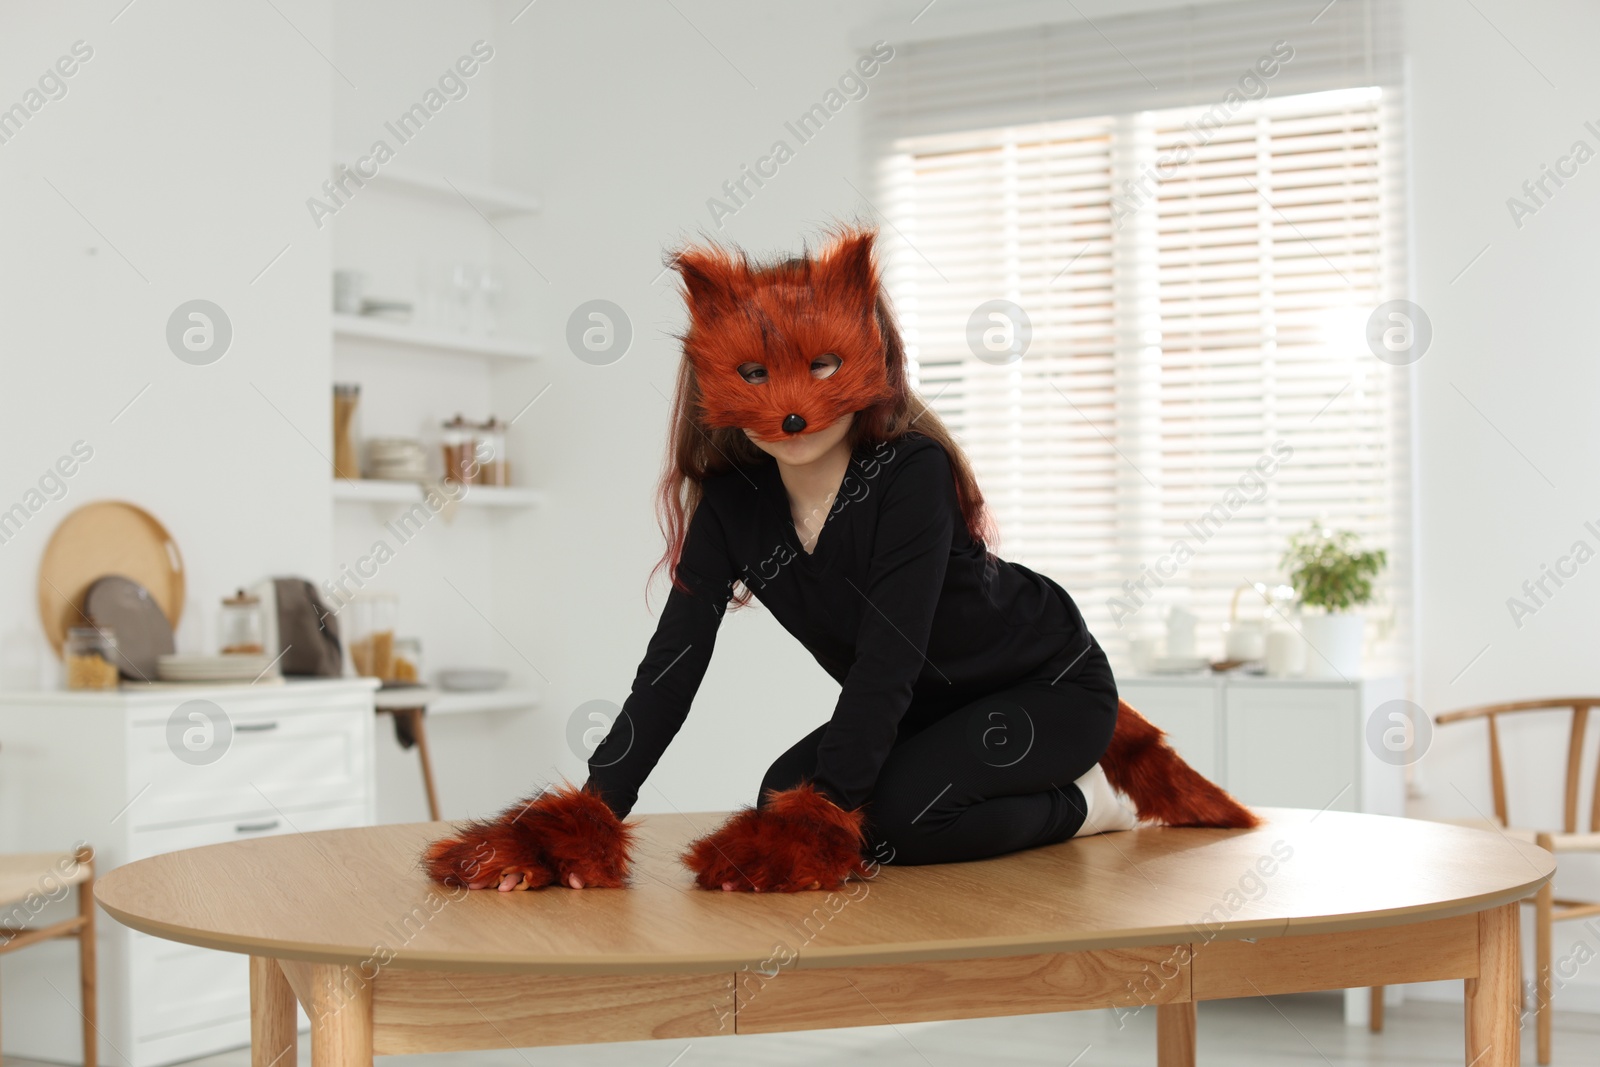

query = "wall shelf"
[[372, 686, 540, 716], [344, 163, 540, 216], [333, 479, 543, 509], [333, 314, 539, 362]]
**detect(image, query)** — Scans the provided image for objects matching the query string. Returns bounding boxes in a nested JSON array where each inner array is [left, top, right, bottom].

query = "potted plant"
[[1280, 523, 1387, 678]]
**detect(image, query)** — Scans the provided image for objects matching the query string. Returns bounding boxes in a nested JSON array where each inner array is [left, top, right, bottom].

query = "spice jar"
[[392, 637, 422, 684], [220, 588, 265, 655], [334, 383, 362, 480], [474, 416, 508, 487], [441, 413, 475, 485], [65, 621, 120, 690]]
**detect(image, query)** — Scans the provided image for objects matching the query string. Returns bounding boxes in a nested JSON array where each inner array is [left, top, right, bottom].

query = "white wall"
[[1402, 0, 1600, 1009]]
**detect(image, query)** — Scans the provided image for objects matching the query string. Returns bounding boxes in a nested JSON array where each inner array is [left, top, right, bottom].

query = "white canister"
[[1223, 619, 1266, 661], [1166, 606, 1199, 658], [1264, 626, 1306, 677]]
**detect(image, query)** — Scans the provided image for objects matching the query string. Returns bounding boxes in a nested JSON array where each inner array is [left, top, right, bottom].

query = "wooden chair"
[[1369, 697, 1600, 1065], [377, 703, 441, 820], [374, 687, 442, 820], [0, 844, 97, 1066]]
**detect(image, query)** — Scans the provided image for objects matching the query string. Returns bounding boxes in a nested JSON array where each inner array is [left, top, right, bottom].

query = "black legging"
[[758, 634, 1120, 866]]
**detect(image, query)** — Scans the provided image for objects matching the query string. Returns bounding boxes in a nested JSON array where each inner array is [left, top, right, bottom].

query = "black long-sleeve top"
[[583, 431, 1094, 818]]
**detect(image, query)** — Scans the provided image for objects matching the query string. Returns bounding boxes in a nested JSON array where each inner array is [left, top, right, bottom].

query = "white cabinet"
[[1117, 673, 1408, 816], [0, 678, 377, 1067]]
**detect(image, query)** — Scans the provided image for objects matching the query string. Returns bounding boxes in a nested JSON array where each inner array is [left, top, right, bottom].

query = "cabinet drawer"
[[128, 799, 371, 862], [127, 704, 369, 829]]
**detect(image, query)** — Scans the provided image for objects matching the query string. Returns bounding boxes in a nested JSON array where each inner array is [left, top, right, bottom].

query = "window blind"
[[868, 0, 1403, 137], [870, 0, 1411, 671]]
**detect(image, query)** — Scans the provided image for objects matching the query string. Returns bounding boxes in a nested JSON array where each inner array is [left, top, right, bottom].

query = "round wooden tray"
[[37, 500, 185, 658]]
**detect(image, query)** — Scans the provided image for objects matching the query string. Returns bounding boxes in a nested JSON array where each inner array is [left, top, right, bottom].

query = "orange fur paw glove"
[[680, 781, 872, 892], [422, 781, 637, 891]]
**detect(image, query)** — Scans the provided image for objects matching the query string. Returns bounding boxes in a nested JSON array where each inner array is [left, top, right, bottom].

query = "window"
[[872, 14, 1411, 670]]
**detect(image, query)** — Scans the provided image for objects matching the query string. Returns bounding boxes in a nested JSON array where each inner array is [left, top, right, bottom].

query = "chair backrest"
[[1436, 698, 1600, 833]]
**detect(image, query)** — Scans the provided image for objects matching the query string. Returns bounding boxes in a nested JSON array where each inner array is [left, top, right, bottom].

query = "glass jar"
[[332, 268, 366, 315], [392, 636, 423, 684], [348, 592, 399, 680], [65, 622, 120, 690], [474, 416, 508, 487], [333, 383, 362, 480], [441, 413, 475, 485], [473, 266, 502, 337], [220, 588, 265, 655]]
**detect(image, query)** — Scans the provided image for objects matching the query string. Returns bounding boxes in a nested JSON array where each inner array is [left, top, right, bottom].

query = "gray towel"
[[272, 577, 343, 677]]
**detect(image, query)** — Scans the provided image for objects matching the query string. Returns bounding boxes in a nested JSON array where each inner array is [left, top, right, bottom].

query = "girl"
[[424, 228, 1255, 894]]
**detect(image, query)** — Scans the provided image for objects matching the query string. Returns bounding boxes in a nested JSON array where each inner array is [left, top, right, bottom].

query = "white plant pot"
[[1300, 612, 1364, 678]]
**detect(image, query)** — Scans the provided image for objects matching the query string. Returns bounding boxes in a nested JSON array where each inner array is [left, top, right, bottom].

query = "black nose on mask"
[[782, 413, 807, 434]]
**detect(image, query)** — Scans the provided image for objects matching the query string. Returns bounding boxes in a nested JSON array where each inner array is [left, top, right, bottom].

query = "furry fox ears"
[[664, 227, 897, 439], [666, 226, 881, 327]]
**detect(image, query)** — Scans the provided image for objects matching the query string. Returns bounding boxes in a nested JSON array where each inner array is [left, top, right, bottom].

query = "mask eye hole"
[[811, 353, 841, 380], [737, 362, 768, 384]]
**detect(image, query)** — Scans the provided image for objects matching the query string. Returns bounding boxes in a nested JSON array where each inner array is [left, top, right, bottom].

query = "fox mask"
[[672, 229, 897, 442]]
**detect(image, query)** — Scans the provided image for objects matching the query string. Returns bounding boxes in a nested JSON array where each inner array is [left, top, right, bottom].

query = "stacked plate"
[[366, 438, 428, 481], [157, 654, 277, 683]]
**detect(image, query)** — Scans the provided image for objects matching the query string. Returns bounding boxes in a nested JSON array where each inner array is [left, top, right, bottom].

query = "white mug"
[[1130, 635, 1161, 674]]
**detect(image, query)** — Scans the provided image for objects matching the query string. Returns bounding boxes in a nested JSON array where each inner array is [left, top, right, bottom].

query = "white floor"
[[15, 991, 1598, 1066]]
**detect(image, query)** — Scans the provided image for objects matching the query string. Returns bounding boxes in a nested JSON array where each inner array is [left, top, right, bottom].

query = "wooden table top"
[[95, 807, 1553, 976]]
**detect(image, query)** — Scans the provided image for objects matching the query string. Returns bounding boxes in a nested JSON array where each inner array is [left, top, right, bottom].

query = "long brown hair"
[[649, 283, 1000, 610]]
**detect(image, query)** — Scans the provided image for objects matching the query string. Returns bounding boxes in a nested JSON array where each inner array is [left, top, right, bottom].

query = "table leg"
[[250, 956, 297, 1067], [1465, 902, 1521, 1067], [1535, 874, 1553, 1065], [306, 962, 374, 1066], [1156, 1001, 1196, 1067]]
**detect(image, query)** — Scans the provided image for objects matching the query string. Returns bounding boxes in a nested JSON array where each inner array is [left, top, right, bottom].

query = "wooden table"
[[94, 806, 1552, 1066]]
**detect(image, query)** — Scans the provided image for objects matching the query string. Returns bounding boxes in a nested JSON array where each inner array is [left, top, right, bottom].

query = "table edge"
[[96, 865, 1551, 976]]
